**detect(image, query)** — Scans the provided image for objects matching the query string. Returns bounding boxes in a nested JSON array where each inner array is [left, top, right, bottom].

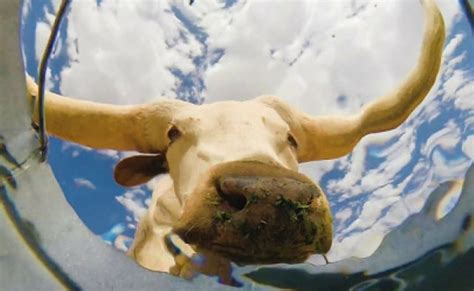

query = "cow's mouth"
[[173, 161, 333, 264]]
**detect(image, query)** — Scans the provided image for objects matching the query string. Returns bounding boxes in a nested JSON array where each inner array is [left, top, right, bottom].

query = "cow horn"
[[260, 0, 445, 162], [27, 77, 191, 153]]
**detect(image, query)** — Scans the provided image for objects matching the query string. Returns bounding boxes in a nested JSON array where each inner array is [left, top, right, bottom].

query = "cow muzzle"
[[173, 161, 333, 264]]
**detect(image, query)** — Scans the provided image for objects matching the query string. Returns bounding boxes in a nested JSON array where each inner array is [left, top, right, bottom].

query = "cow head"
[[113, 99, 334, 263], [28, 0, 444, 265]]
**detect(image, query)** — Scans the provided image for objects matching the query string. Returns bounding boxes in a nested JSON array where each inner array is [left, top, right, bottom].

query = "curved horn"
[[261, 0, 445, 162], [27, 77, 191, 153]]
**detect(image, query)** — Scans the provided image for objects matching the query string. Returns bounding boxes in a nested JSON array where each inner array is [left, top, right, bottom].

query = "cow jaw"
[[173, 161, 333, 264]]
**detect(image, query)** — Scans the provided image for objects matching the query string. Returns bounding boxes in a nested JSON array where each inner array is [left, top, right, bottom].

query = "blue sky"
[[21, 0, 474, 262]]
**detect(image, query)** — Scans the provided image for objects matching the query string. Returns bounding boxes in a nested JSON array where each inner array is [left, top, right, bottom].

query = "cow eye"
[[167, 126, 181, 143], [287, 133, 298, 149]]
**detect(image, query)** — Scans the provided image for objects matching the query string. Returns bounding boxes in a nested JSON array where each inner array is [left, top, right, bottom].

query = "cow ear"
[[114, 154, 167, 187]]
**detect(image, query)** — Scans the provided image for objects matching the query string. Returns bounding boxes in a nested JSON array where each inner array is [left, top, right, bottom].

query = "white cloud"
[[59, 0, 204, 104], [443, 34, 464, 58], [96, 149, 120, 160], [35, 21, 50, 63], [432, 150, 473, 181], [73, 177, 96, 190], [61, 142, 127, 160], [299, 159, 337, 184], [462, 135, 474, 158], [335, 207, 352, 224], [115, 189, 148, 222], [327, 125, 417, 201], [21, 0, 32, 22], [454, 81, 474, 110], [61, 141, 92, 152], [114, 235, 132, 252], [443, 70, 469, 100], [421, 120, 461, 156], [323, 225, 386, 262], [345, 195, 400, 233]]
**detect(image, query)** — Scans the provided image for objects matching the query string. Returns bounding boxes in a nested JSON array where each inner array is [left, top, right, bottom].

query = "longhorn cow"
[[27, 0, 445, 284]]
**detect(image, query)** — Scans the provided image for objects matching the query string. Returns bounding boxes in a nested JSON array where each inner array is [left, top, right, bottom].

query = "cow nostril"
[[216, 179, 247, 211]]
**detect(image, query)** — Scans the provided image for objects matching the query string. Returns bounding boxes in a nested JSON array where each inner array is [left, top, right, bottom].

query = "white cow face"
[[115, 98, 333, 264]]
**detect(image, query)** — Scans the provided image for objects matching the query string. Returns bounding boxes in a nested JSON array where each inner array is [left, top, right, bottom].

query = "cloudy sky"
[[22, 0, 474, 266]]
